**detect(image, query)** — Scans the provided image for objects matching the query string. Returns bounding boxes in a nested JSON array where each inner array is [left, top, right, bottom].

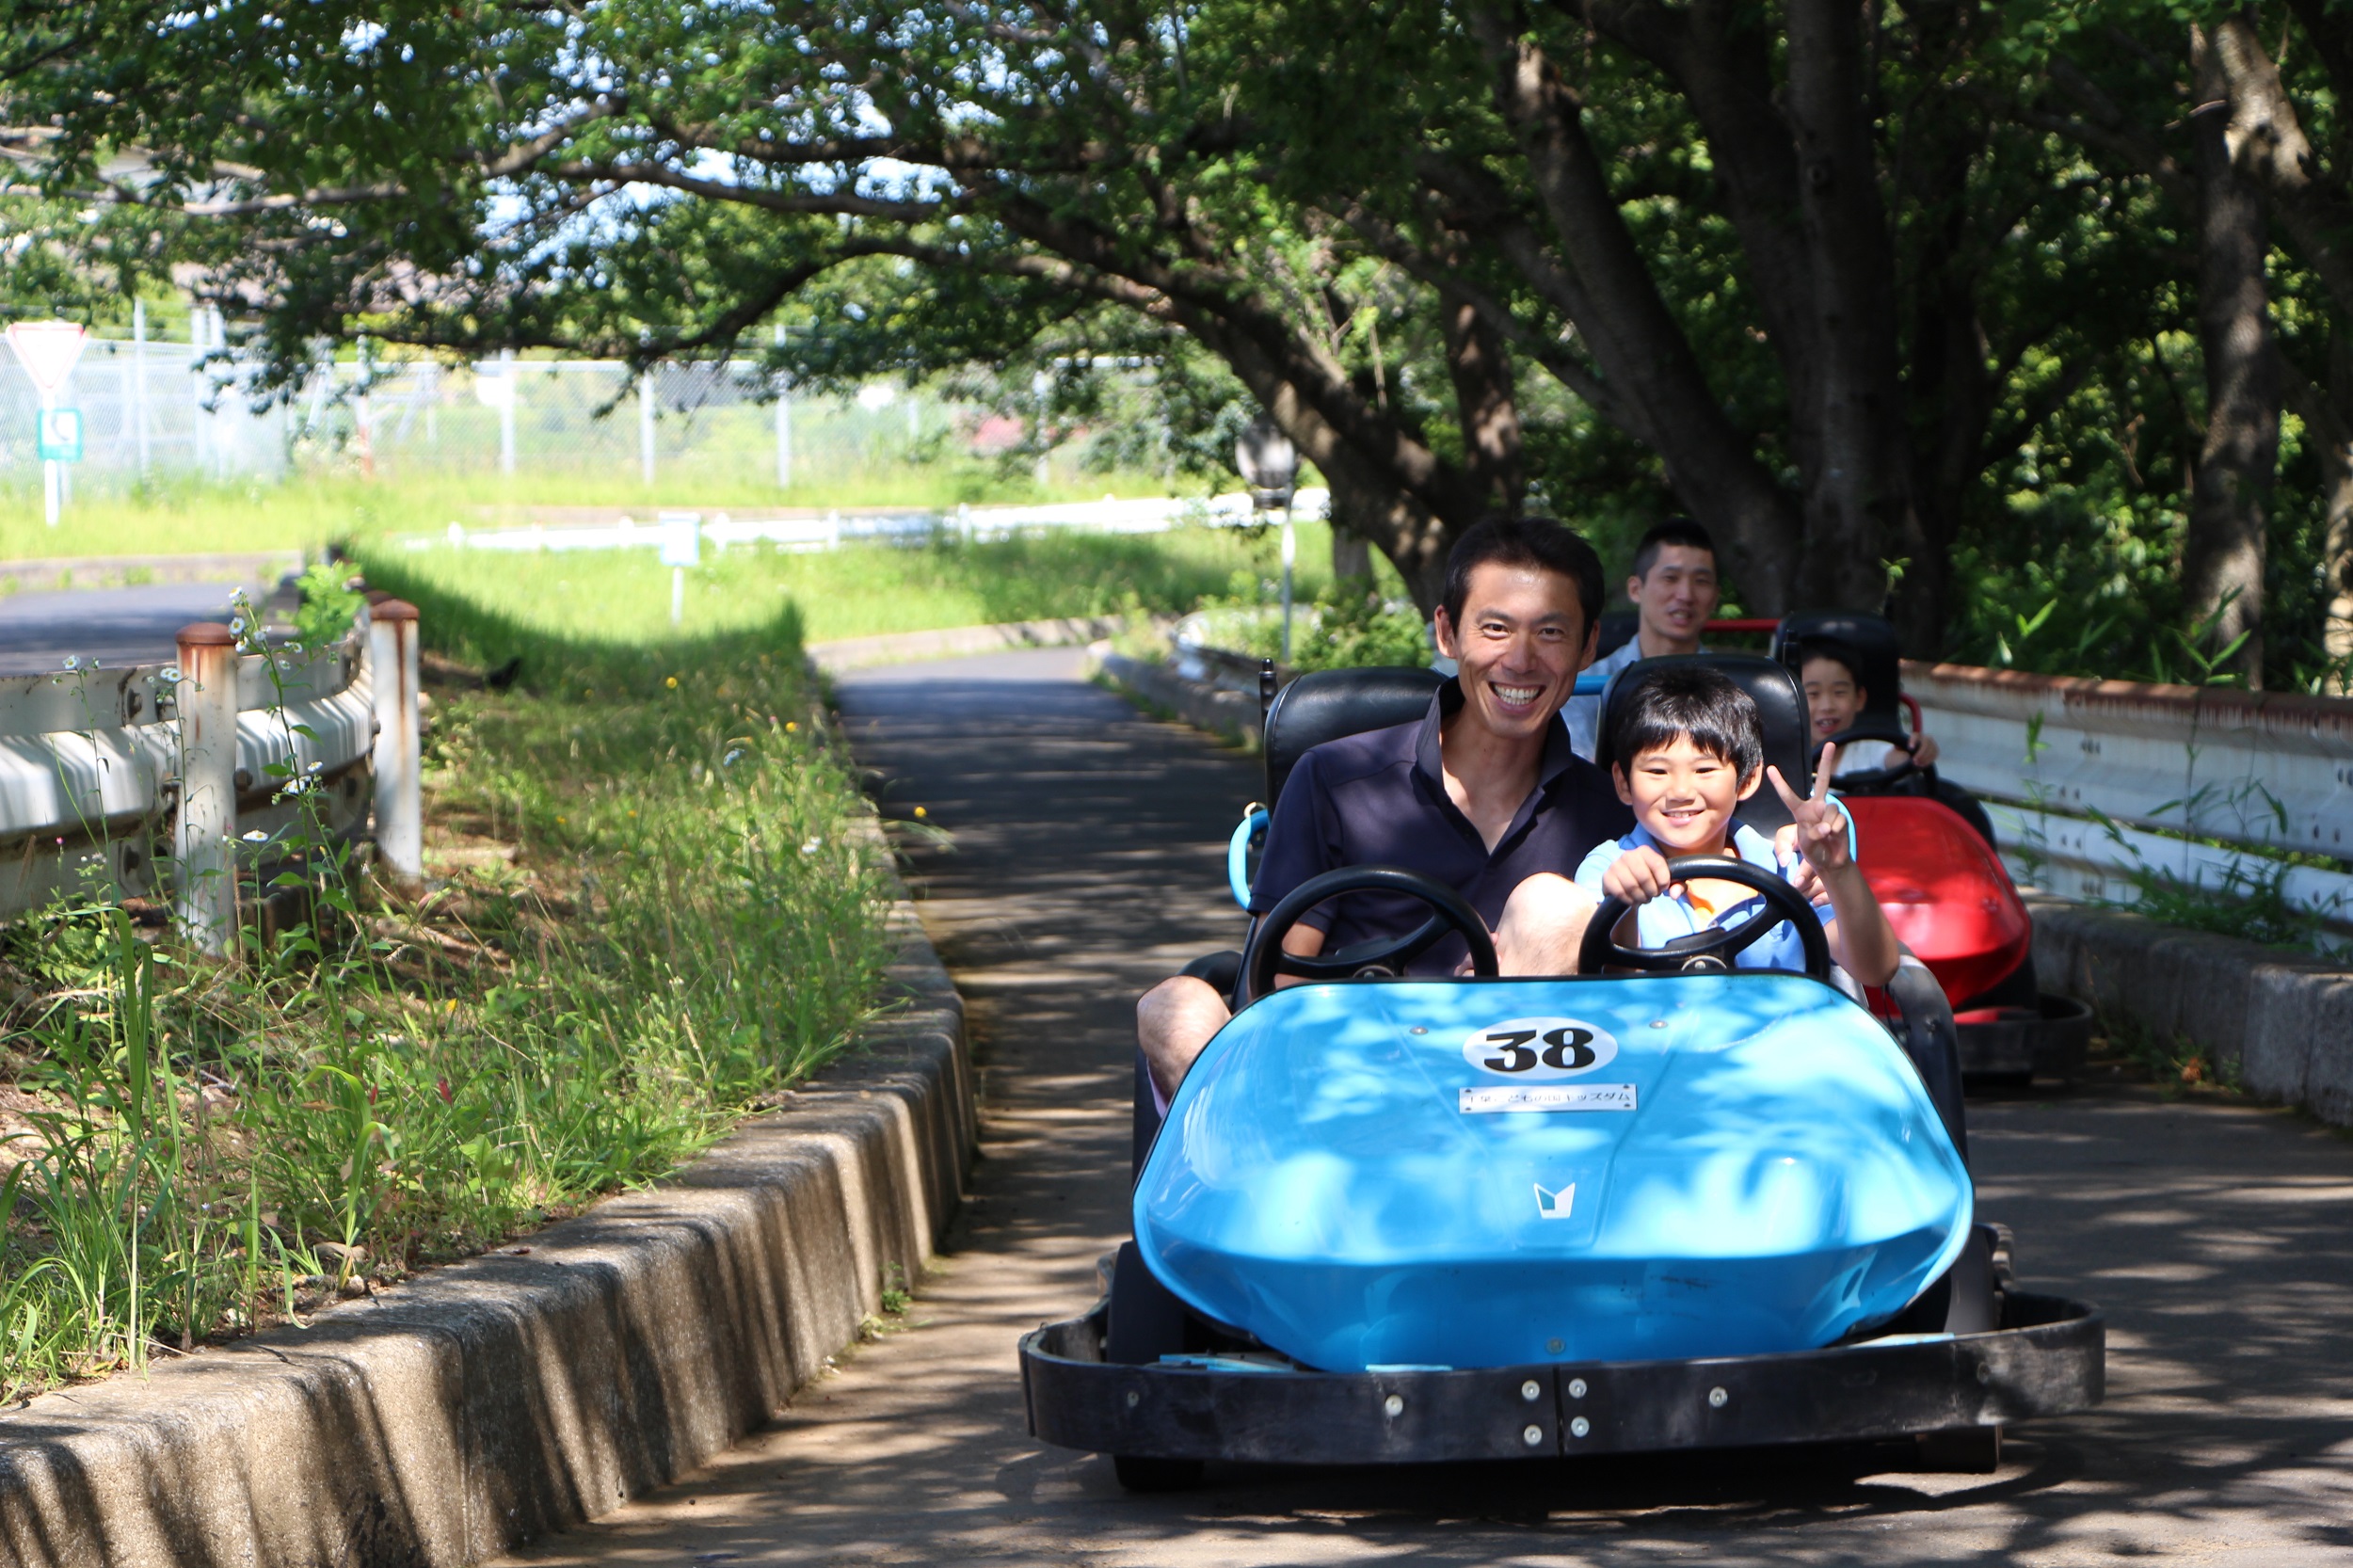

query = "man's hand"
[[1767, 744, 1853, 875], [1601, 845, 1679, 905]]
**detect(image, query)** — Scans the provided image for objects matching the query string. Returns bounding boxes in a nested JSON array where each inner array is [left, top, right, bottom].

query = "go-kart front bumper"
[[1020, 1291, 2102, 1467]]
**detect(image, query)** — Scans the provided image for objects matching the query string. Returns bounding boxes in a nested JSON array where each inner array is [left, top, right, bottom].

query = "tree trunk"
[[1438, 284, 1528, 514], [1782, 0, 1919, 616], [2283, 333, 2353, 688], [2183, 22, 2281, 686], [1464, 4, 1804, 612]]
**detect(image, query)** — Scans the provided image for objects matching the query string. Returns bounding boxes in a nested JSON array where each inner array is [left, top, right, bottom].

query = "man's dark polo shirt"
[[1249, 680, 1634, 975]]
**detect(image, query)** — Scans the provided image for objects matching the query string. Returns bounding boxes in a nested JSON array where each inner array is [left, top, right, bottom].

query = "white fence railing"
[[1905, 663, 2353, 935], [0, 619, 380, 922], [403, 490, 1329, 555]]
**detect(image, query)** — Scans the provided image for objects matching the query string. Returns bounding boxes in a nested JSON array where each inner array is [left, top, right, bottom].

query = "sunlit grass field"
[[0, 460, 1209, 564]]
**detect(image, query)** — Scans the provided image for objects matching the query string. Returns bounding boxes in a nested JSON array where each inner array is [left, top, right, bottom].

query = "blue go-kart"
[[1019, 661, 2103, 1491]]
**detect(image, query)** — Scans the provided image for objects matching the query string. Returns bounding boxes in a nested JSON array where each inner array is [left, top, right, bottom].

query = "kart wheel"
[[1915, 1424, 2002, 1474]]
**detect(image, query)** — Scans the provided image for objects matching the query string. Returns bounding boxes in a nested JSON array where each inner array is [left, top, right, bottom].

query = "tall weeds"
[[0, 567, 894, 1400]]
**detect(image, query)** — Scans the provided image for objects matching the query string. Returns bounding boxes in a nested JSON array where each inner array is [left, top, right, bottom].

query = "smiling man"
[[1135, 518, 1635, 1103], [1562, 518, 1721, 760]]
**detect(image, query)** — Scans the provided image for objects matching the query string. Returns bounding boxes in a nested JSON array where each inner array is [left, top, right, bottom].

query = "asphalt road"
[[0, 580, 258, 674], [498, 646, 2353, 1567]]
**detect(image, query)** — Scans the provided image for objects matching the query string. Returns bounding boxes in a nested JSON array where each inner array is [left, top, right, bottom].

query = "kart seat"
[[1595, 609, 1640, 660], [1594, 653, 1814, 833], [1772, 612, 1905, 727], [1262, 665, 1446, 808]]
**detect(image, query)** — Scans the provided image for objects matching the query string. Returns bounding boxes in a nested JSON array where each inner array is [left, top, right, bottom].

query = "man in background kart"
[[1563, 518, 1721, 760], [1135, 518, 1635, 1104], [1796, 639, 1942, 775]]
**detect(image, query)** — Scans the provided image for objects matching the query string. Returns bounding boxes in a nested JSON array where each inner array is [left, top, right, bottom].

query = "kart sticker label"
[[1461, 1016, 1620, 1080], [1533, 1181, 1577, 1219], [1459, 1084, 1638, 1113]]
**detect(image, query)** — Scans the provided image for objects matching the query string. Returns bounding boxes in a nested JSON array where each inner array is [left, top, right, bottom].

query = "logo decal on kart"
[[1461, 1016, 1619, 1080]]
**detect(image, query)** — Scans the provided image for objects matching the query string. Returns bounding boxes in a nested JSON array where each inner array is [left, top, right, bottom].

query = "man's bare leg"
[[1495, 872, 1598, 975], [1136, 975, 1231, 1103]]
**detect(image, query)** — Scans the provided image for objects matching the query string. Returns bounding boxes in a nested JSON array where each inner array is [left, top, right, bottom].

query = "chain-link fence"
[[0, 337, 1006, 493]]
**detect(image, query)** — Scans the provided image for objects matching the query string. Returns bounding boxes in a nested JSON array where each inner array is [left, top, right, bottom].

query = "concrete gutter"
[[0, 552, 306, 595], [1091, 648, 1264, 745], [2030, 898, 2353, 1126], [808, 613, 1176, 674], [0, 896, 972, 1567]]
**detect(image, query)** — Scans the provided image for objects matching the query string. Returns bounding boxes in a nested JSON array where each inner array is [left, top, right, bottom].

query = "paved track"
[[0, 580, 258, 674], [500, 647, 2353, 1567]]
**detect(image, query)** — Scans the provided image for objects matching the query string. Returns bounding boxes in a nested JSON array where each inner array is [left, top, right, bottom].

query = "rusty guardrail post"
[[368, 599, 424, 889], [173, 621, 240, 956]]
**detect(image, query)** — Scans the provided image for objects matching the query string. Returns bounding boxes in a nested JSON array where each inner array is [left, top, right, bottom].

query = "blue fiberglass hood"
[[1133, 974, 1972, 1372]]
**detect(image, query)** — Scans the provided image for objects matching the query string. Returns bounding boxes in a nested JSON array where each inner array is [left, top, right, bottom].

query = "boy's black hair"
[[1439, 517, 1605, 637], [1609, 664, 1764, 781], [1629, 517, 1718, 583], [1793, 639, 1866, 695]]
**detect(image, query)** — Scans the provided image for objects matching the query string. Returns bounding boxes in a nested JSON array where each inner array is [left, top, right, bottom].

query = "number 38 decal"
[[1459, 1016, 1620, 1080]]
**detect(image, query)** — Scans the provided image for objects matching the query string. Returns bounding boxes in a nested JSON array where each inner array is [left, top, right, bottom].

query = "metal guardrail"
[[0, 611, 388, 929], [1904, 663, 2353, 933]]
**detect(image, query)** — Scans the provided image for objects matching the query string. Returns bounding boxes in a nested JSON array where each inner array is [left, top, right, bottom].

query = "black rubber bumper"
[[1020, 1292, 2103, 1465], [1957, 993, 2094, 1080]]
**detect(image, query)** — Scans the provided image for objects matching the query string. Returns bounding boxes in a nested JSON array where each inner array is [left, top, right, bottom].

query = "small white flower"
[[160, 665, 183, 684], [308, 760, 323, 772], [61, 655, 78, 671], [800, 836, 823, 856], [230, 616, 247, 634], [242, 829, 268, 841]]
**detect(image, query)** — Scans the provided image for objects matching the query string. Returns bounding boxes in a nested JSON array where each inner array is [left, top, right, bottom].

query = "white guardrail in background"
[[1905, 662, 2353, 936], [0, 605, 413, 942], [400, 489, 1332, 554]]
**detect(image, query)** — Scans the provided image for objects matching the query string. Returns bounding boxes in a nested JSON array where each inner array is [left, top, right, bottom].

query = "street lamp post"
[[1235, 416, 1300, 661]]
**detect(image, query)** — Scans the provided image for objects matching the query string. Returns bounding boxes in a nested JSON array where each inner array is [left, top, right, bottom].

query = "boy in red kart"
[[1577, 664, 1899, 989], [1796, 640, 1941, 776]]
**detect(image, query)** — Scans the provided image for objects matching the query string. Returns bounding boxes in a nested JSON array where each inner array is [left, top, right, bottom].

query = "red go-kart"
[[1767, 614, 2092, 1083]]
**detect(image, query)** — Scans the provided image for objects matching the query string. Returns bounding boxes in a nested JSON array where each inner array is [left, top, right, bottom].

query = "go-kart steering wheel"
[[1823, 720, 1926, 792], [1238, 865, 1498, 1006], [1577, 854, 1833, 982]]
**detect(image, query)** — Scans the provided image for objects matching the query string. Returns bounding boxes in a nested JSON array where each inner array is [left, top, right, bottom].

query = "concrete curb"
[[0, 899, 972, 1566], [809, 613, 1176, 674], [1091, 648, 1263, 745], [2030, 898, 2353, 1125]]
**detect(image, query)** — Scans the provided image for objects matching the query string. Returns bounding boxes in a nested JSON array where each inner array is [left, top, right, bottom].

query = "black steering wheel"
[[1577, 854, 1833, 983], [1822, 719, 1928, 792], [1239, 865, 1498, 1006]]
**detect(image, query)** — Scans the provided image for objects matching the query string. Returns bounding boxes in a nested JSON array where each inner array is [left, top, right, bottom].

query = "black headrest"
[[1594, 610, 1640, 660], [1594, 654, 1814, 832], [1263, 666, 1445, 808], [1771, 613, 1904, 725]]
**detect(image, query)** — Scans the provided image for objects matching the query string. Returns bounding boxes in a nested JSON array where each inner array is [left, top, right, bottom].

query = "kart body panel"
[[1134, 973, 1973, 1373], [1847, 795, 2031, 1003]]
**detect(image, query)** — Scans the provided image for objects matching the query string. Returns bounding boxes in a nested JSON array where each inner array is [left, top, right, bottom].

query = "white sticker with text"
[[1459, 1083, 1638, 1113]]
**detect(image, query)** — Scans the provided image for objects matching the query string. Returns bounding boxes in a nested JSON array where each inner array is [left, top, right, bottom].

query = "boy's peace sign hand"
[[1766, 744, 1852, 875]]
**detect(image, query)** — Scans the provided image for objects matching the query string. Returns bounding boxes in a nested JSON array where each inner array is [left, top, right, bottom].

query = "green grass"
[[356, 520, 1354, 648], [0, 583, 895, 1397]]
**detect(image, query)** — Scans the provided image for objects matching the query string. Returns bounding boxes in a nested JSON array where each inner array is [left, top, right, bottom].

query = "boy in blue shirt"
[[1575, 664, 1899, 987]]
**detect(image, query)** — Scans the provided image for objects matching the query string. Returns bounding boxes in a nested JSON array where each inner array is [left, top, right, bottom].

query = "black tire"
[[1113, 1454, 1207, 1492], [1915, 1425, 2003, 1473]]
